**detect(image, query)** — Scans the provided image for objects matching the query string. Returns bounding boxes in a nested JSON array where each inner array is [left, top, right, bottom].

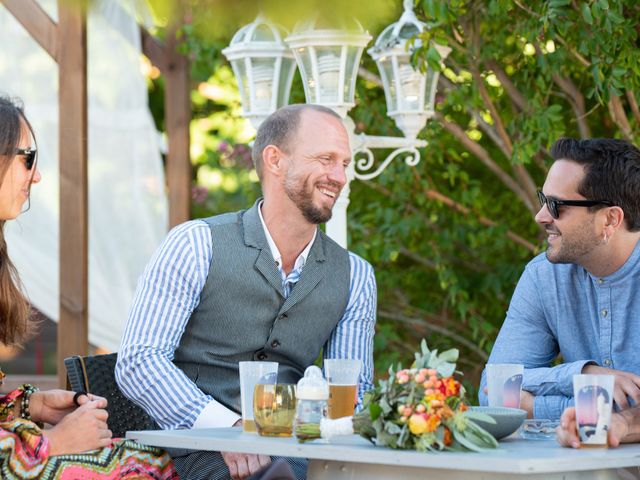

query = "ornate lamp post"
[[285, 17, 371, 118], [368, 0, 452, 140], [224, 2, 450, 247], [222, 14, 297, 129]]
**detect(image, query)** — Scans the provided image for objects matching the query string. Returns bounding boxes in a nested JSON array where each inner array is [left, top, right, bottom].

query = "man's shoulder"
[[523, 251, 584, 282], [347, 250, 373, 268], [347, 250, 375, 278], [200, 210, 243, 229]]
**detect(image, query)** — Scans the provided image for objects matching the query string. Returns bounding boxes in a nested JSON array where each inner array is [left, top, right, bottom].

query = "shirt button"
[[597, 278, 605, 284], [604, 359, 612, 367], [271, 340, 280, 348], [601, 309, 608, 317], [278, 313, 288, 320]]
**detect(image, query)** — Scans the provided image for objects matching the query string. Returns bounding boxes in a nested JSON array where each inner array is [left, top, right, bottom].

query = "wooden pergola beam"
[[57, 1, 88, 383], [2, 0, 58, 61], [163, 24, 191, 228]]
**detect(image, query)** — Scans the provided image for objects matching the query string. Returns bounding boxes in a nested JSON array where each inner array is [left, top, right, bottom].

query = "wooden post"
[[57, 0, 88, 386], [164, 25, 191, 228]]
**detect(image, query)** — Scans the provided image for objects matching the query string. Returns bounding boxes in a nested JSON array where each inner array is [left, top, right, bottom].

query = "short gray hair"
[[251, 104, 342, 180]]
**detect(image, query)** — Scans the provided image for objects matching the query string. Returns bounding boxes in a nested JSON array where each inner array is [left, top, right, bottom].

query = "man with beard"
[[116, 104, 376, 480], [479, 138, 640, 420]]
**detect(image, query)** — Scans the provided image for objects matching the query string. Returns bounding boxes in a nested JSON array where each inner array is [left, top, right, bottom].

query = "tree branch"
[[552, 74, 591, 138], [554, 35, 591, 67], [378, 309, 489, 361], [608, 95, 634, 141], [626, 90, 640, 127], [412, 176, 536, 252], [485, 59, 528, 111], [435, 112, 536, 212], [358, 66, 383, 87]]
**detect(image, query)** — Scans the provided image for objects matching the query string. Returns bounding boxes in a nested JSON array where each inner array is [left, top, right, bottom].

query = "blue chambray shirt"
[[479, 239, 640, 419]]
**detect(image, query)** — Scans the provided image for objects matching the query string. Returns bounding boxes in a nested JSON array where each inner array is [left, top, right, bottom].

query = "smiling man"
[[479, 138, 640, 420], [116, 104, 377, 480]]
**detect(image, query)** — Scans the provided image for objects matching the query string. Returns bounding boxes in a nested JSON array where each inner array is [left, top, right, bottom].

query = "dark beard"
[[284, 176, 336, 224]]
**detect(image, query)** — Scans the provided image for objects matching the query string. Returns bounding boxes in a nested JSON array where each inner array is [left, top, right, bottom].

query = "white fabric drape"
[[0, 0, 168, 351]]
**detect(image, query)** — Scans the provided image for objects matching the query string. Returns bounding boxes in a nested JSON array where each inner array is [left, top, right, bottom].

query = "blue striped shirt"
[[116, 219, 377, 430]]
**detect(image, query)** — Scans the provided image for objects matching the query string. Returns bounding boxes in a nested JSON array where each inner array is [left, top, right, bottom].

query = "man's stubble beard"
[[545, 218, 600, 265], [284, 171, 336, 224]]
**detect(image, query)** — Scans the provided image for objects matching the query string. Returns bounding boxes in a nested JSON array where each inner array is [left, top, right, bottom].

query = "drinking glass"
[[324, 359, 361, 419], [573, 374, 615, 447], [239, 361, 278, 432], [486, 363, 524, 408], [253, 383, 297, 437]]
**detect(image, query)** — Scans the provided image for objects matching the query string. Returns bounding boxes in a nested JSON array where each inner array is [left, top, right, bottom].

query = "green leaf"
[[581, 4, 593, 24]]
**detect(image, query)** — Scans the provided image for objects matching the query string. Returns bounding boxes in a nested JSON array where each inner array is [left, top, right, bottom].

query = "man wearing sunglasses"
[[479, 138, 640, 422]]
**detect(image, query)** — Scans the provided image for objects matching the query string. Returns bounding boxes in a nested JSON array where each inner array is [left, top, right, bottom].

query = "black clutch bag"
[[64, 352, 156, 437]]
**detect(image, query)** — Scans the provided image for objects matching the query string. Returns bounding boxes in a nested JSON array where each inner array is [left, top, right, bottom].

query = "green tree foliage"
[[144, 0, 640, 391], [353, 0, 640, 387]]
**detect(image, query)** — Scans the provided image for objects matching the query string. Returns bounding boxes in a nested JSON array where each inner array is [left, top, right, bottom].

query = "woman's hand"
[[42, 400, 112, 456], [30, 390, 107, 425]]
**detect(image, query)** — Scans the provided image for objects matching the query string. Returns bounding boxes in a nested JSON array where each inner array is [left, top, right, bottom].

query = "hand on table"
[[556, 406, 629, 448], [222, 419, 271, 480], [581, 365, 640, 410], [42, 399, 112, 455], [30, 390, 107, 425], [221, 451, 272, 480]]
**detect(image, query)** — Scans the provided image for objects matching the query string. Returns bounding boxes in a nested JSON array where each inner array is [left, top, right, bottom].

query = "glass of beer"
[[253, 383, 297, 437], [324, 359, 361, 419], [239, 361, 278, 432]]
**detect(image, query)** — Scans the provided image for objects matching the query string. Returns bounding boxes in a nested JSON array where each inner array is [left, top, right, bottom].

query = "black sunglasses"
[[537, 190, 613, 219], [15, 148, 37, 170]]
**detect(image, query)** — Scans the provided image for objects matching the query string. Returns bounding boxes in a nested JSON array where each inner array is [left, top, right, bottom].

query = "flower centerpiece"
[[296, 340, 498, 452]]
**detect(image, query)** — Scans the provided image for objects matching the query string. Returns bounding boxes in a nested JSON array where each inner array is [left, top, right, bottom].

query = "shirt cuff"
[[560, 359, 597, 395], [192, 400, 240, 428]]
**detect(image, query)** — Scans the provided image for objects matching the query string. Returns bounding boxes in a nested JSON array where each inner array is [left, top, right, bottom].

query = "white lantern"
[[368, 0, 451, 139], [285, 17, 372, 118], [222, 14, 297, 129]]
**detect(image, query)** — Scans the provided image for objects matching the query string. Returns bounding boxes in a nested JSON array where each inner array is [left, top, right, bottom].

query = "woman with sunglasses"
[[0, 96, 178, 479]]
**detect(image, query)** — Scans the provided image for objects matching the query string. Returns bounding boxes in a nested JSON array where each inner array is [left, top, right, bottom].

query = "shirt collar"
[[594, 236, 640, 284], [258, 200, 317, 271]]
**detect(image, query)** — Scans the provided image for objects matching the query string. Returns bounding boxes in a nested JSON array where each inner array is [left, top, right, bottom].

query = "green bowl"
[[469, 406, 527, 440]]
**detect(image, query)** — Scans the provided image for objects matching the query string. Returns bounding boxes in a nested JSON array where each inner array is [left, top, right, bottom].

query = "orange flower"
[[443, 377, 461, 396], [425, 414, 440, 433], [439, 404, 453, 419], [444, 427, 453, 446]]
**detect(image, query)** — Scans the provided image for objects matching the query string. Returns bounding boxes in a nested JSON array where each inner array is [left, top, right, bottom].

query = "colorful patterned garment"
[[1, 381, 179, 479]]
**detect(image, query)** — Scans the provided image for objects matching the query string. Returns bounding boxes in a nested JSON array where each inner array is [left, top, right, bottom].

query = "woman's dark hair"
[[0, 96, 36, 345], [550, 137, 640, 231]]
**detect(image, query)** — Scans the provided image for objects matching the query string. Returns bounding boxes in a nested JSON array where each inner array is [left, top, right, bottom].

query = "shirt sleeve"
[[478, 263, 593, 410], [533, 395, 575, 420], [115, 220, 239, 429], [324, 252, 377, 408]]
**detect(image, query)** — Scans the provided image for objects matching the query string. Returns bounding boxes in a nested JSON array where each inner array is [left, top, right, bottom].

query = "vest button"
[[271, 340, 280, 348], [257, 352, 267, 360]]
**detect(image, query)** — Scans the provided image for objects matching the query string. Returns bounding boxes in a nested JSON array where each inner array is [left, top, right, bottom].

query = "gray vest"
[[173, 200, 351, 413]]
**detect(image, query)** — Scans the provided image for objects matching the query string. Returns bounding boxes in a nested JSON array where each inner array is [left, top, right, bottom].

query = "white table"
[[127, 427, 640, 479]]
